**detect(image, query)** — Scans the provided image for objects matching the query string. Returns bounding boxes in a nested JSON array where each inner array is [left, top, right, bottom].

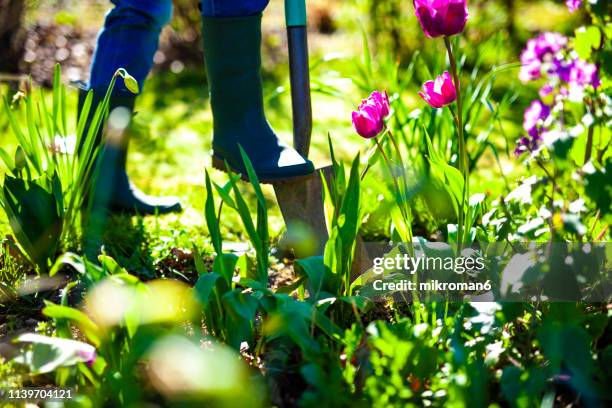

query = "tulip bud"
[[413, 0, 469, 38], [418, 71, 457, 108]]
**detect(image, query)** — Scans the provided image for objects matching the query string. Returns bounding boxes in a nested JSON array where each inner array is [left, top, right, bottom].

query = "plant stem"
[[360, 130, 389, 181], [584, 124, 594, 164], [444, 36, 469, 246]]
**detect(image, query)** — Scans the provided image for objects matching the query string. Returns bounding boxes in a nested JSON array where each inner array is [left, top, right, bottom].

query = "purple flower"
[[523, 100, 551, 138], [352, 91, 390, 139], [550, 56, 573, 82], [566, 0, 582, 13], [76, 348, 97, 367], [519, 32, 568, 82], [519, 59, 543, 83], [534, 32, 568, 57], [418, 71, 457, 108], [516, 100, 550, 156], [413, 0, 469, 38], [569, 59, 600, 88], [539, 83, 555, 100]]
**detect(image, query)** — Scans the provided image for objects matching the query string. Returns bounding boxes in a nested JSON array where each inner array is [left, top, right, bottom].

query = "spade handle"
[[285, 0, 312, 157]]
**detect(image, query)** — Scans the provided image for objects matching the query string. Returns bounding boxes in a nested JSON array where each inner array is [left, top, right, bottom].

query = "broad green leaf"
[[194, 272, 222, 307], [13, 333, 96, 375], [98, 254, 127, 275], [424, 129, 464, 218], [295, 256, 331, 301], [2, 175, 62, 271], [574, 26, 602, 60], [42, 304, 101, 346], [213, 252, 239, 284]]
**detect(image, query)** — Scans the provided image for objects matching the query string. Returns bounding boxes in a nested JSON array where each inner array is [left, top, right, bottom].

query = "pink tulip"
[[418, 71, 457, 108], [352, 91, 390, 139], [413, 0, 469, 38], [365, 91, 390, 118]]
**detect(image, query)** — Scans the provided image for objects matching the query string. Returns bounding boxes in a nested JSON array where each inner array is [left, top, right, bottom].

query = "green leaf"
[[42, 304, 101, 346], [338, 154, 362, 248], [213, 178, 238, 210], [222, 290, 258, 349], [213, 253, 239, 285], [295, 256, 329, 300], [13, 333, 96, 375], [424, 129, 464, 218], [205, 170, 222, 254], [223, 290, 259, 321], [1, 175, 62, 270], [339, 295, 372, 312], [194, 272, 222, 307], [192, 245, 209, 275], [98, 254, 127, 274], [0, 147, 15, 174], [574, 26, 602, 60]]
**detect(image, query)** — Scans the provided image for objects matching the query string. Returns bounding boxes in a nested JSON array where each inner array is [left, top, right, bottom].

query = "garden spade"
[[273, 0, 333, 257]]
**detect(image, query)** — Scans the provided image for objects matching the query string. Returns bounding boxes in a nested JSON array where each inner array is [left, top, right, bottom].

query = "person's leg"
[[80, 0, 181, 215], [89, 0, 172, 93], [200, 1, 314, 182], [201, 0, 270, 17]]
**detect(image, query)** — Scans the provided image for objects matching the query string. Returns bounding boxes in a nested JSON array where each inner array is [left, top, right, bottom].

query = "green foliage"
[[0, 65, 114, 272], [2, 1, 611, 406]]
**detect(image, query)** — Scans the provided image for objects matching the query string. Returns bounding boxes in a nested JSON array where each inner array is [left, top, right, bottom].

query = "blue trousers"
[[88, 0, 270, 93]]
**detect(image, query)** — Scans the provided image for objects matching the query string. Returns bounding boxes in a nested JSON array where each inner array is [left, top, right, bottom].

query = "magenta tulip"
[[413, 0, 469, 38], [367, 91, 390, 118], [352, 91, 390, 139], [419, 71, 457, 108]]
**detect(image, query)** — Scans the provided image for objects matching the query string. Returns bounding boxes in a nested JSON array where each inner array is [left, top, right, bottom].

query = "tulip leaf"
[[423, 130, 464, 219]]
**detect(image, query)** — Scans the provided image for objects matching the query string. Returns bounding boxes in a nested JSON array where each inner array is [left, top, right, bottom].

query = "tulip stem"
[[444, 36, 469, 246]]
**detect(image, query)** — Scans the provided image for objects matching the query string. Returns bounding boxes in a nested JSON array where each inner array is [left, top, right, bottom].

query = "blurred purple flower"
[[418, 71, 457, 108], [519, 32, 568, 82], [352, 91, 390, 139], [515, 135, 542, 156], [519, 59, 542, 83], [569, 59, 600, 88], [539, 83, 555, 100], [550, 56, 573, 82], [413, 0, 469, 38], [76, 348, 97, 367], [523, 100, 551, 138], [566, 0, 582, 13], [516, 100, 550, 155]]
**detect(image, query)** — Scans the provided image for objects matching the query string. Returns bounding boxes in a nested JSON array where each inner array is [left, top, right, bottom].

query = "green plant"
[[0, 66, 137, 272], [195, 151, 342, 353]]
